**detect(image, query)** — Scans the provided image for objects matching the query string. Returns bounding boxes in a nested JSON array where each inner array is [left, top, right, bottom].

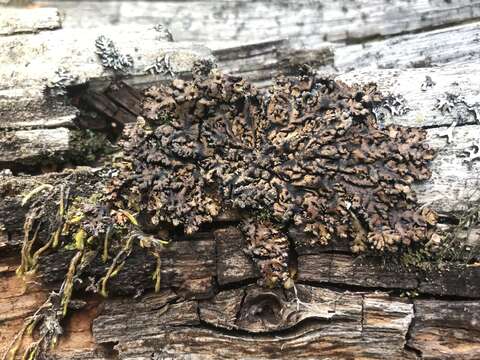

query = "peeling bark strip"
[[43, 0, 480, 45], [0, 7, 61, 36]]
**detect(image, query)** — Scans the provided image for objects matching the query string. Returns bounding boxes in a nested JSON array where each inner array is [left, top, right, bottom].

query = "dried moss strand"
[[1, 324, 27, 360], [152, 251, 162, 293], [21, 339, 41, 360], [52, 186, 68, 249], [99, 235, 135, 297], [21, 184, 53, 207], [60, 250, 84, 316], [102, 226, 113, 263], [30, 233, 55, 270], [17, 215, 40, 276]]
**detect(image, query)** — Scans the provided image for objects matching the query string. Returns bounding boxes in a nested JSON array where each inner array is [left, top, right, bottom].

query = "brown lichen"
[[103, 66, 438, 285]]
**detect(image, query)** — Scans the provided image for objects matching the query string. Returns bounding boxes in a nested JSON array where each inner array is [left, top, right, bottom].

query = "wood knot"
[[237, 289, 285, 332]]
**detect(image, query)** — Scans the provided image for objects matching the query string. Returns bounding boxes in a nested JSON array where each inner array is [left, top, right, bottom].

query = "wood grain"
[[43, 1, 480, 45]]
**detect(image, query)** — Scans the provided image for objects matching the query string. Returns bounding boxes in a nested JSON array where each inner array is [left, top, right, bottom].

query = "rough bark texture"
[[1, 3, 480, 360]]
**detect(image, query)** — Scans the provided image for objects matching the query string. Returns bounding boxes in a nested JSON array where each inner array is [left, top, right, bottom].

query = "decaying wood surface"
[[1, 4, 480, 360], [212, 39, 335, 87], [42, 0, 480, 45], [1, 216, 479, 359]]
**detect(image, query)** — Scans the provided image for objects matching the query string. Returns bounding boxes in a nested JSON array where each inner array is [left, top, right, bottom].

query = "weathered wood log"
[[0, 128, 70, 166], [2, 8, 480, 358], [42, 0, 480, 45], [0, 7, 61, 36]]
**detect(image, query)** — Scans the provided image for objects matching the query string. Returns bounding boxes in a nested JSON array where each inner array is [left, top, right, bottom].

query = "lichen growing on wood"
[[7, 65, 440, 359], [133, 65, 438, 283]]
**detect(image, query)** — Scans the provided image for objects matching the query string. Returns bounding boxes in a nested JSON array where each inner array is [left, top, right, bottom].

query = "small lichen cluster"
[[95, 35, 133, 72]]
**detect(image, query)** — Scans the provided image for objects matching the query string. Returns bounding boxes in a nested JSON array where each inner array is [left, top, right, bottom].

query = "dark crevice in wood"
[[180, 221, 242, 238], [419, 120, 479, 130], [216, 278, 258, 292], [286, 229, 298, 281], [97, 341, 120, 360], [296, 279, 405, 294], [194, 315, 342, 339], [360, 294, 365, 339], [344, 15, 480, 46], [404, 302, 423, 359], [407, 292, 480, 302], [297, 279, 480, 301], [0, 162, 59, 177], [234, 288, 248, 325]]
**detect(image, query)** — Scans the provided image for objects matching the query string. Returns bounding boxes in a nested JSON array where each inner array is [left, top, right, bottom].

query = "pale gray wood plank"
[[336, 22, 480, 71], [0, 7, 61, 35], [41, 0, 480, 45]]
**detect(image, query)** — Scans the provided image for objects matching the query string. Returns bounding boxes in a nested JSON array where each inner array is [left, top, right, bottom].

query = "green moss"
[[399, 247, 435, 272], [254, 208, 274, 222], [70, 129, 115, 164]]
